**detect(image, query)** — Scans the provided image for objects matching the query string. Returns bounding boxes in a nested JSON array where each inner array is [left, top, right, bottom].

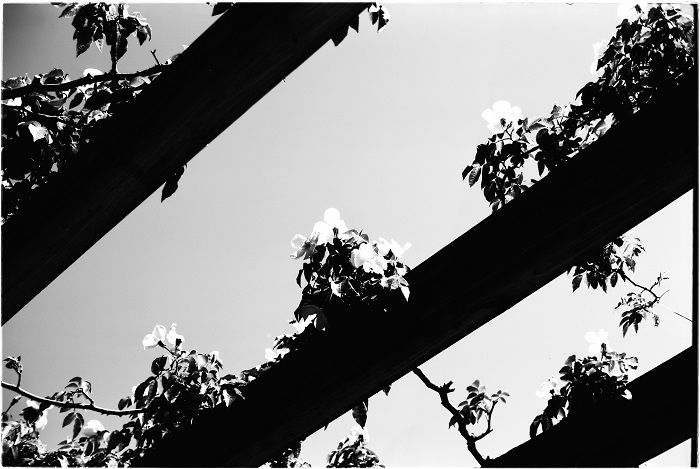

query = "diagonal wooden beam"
[[134, 73, 697, 467], [1, 3, 368, 323], [487, 347, 697, 467]]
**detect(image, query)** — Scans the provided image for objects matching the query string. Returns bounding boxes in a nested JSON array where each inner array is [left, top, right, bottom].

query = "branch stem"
[[1, 381, 145, 416], [2, 64, 167, 100], [413, 368, 487, 466]]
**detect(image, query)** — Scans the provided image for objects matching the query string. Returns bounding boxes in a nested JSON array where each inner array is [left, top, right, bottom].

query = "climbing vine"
[[2, 208, 401, 466], [463, 3, 694, 335], [1, 3, 389, 222]]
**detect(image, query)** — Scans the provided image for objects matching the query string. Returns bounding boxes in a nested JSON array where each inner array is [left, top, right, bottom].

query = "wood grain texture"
[[1, 3, 368, 323], [134, 73, 697, 467]]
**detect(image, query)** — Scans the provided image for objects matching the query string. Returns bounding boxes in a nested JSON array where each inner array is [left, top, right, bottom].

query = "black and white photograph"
[[1, 2, 697, 467]]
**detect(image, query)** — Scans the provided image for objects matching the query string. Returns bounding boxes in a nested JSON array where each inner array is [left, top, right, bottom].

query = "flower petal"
[[481, 108, 497, 124], [312, 221, 333, 245], [142, 334, 158, 350], [323, 208, 341, 226], [152, 325, 167, 341], [493, 100, 511, 114], [291, 234, 307, 249], [584, 331, 598, 343]]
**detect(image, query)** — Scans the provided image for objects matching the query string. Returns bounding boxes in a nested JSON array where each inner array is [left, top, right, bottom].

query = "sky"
[[1, 2, 694, 467]]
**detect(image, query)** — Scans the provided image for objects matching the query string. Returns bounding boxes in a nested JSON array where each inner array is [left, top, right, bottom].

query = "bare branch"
[[1, 64, 168, 100], [1, 381, 145, 416]]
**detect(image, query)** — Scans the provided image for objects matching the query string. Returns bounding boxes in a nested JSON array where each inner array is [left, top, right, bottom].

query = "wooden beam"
[[487, 347, 696, 467], [1, 3, 368, 323], [134, 73, 697, 467]]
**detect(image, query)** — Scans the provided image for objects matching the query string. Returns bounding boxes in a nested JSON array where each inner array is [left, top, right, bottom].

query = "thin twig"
[[413, 368, 487, 466], [1, 381, 145, 416], [150, 50, 161, 66], [623, 272, 693, 322], [2, 64, 167, 100]]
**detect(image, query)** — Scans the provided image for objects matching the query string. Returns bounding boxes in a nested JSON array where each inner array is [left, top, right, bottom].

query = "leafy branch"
[[530, 343, 637, 438], [2, 64, 167, 100], [413, 368, 507, 466], [1, 381, 145, 417]]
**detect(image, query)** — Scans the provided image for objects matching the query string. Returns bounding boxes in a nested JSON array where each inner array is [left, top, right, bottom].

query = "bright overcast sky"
[[2, 3, 693, 467]]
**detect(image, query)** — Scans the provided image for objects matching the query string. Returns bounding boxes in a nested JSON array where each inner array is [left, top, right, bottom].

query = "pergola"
[[3, 4, 697, 467]]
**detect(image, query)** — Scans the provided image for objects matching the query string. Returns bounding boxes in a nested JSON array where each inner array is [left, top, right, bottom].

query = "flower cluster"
[[530, 330, 637, 438], [289, 208, 411, 330]]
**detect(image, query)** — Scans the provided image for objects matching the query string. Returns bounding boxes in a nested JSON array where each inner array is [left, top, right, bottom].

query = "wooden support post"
[[134, 74, 697, 467], [1, 3, 368, 323]]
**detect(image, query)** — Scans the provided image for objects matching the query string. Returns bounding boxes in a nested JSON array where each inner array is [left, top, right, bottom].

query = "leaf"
[[75, 28, 92, 56], [529, 416, 541, 439], [211, 2, 233, 16], [461, 165, 472, 180], [72, 414, 83, 440], [27, 122, 49, 142], [59, 4, 80, 18], [331, 26, 349, 47], [136, 23, 152, 45], [572, 274, 583, 292], [382, 385, 391, 396], [610, 272, 618, 287], [293, 301, 322, 322], [351, 400, 368, 428], [69, 91, 84, 109], [468, 166, 481, 187], [62, 412, 76, 428], [348, 15, 360, 33], [161, 164, 186, 202], [448, 415, 458, 428]]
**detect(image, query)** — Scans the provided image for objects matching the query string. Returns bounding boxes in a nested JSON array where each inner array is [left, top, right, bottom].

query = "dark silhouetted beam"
[[1, 3, 368, 323], [488, 347, 696, 467], [134, 73, 697, 467]]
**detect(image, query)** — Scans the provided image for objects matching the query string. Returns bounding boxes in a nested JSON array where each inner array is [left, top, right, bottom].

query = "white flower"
[[617, 2, 648, 21], [590, 40, 607, 76], [351, 243, 376, 269], [83, 68, 103, 77], [81, 419, 105, 438], [142, 323, 183, 350], [290, 233, 318, 260], [290, 208, 348, 258], [482, 100, 523, 134], [376, 237, 412, 259], [351, 243, 387, 274], [166, 323, 184, 346], [584, 329, 609, 355], [535, 378, 560, 399], [350, 424, 370, 442], [265, 347, 287, 362], [322, 208, 349, 234], [291, 316, 314, 334], [24, 400, 51, 431]]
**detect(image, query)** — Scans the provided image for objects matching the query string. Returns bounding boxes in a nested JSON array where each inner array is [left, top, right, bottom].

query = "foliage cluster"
[[1, 2, 391, 222], [326, 426, 383, 468], [2, 209, 400, 467], [530, 342, 638, 438], [463, 3, 693, 335], [463, 4, 694, 211], [1, 3, 167, 222]]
